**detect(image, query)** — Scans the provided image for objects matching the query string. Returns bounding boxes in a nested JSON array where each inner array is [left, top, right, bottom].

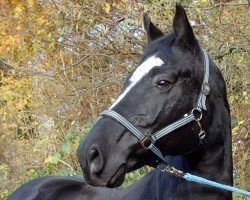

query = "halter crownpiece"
[[101, 48, 210, 163], [197, 48, 210, 110]]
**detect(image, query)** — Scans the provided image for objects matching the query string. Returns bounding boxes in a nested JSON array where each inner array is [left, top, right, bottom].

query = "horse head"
[[77, 4, 227, 188]]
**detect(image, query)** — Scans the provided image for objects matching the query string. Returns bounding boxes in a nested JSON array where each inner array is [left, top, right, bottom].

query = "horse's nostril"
[[88, 146, 104, 175], [89, 148, 99, 160]]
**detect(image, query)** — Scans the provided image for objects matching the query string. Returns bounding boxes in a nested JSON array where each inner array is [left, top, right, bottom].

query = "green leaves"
[[122, 166, 151, 188], [47, 125, 78, 164], [60, 142, 72, 155], [51, 152, 62, 164]]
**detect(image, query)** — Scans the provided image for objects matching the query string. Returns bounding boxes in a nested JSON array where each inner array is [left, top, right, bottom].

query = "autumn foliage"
[[0, 0, 249, 199]]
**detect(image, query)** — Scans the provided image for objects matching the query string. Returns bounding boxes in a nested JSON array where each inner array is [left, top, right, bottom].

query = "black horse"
[[8, 4, 233, 200]]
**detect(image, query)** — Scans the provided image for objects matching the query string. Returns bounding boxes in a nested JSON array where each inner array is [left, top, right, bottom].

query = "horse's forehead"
[[109, 55, 164, 109], [130, 55, 164, 83]]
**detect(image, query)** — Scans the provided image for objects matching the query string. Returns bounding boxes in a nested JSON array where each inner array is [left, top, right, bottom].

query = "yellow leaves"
[[0, 74, 35, 132], [0, 0, 53, 59], [222, 9, 230, 16], [0, 29, 6, 36], [45, 156, 53, 164], [232, 126, 239, 136], [104, 3, 111, 14], [232, 120, 245, 136], [12, 0, 35, 12], [0, 189, 9, 200], [37, 29, 47, 35], [0, 35, 21, 56], [15, 25, 23, 31], [14, 5, 23, 14], [201, 0, 208, 4], [15, 99, 28, 110], [27, 0, 35, 8], [230, 36, 234, 43], [238, 58, 243, 63], [238, 120, 245, 126], [77, 111, 81, 116]]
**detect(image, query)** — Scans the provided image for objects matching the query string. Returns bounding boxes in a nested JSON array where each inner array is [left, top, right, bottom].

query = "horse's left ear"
[[143, 13, 164, 43], [172, 3, 199, 52]]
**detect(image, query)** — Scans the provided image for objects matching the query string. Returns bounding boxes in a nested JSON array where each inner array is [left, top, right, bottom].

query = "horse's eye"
[[156, 80, 171, 88]]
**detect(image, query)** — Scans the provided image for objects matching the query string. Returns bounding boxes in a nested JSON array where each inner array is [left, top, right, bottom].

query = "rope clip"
[[199, 130, 206, 141], [197, 119, 206, 141]]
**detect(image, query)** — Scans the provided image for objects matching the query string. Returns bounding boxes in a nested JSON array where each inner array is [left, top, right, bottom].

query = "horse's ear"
[[143, 13, 164, 43], [172, 3, 199, 52]]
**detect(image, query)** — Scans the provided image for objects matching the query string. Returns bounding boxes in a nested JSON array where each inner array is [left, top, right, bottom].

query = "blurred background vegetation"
[[0, 0, 249, 199]]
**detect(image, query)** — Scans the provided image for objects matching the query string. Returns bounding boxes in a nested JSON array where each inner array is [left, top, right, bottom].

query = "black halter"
[[99, 49, 250, 197], [101, 49, 210, 164]]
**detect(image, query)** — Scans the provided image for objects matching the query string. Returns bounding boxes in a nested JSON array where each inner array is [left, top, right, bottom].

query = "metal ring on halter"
[[192, 108, 202, 121], [141, 134, 153, 149]]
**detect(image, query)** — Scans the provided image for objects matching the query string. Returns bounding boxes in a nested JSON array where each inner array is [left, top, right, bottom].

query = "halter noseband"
[[101, 49, 210, 164]]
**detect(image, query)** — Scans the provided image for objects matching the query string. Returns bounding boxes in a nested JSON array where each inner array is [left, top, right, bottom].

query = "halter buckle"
[[202, 82, 210, 96], [199, 130, 206, 141], [141, 134, 153, 149]]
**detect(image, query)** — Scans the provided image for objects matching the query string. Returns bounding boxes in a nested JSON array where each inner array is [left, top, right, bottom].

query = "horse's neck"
[[172, 62, 234, 199], [177, 100, 233, 199]]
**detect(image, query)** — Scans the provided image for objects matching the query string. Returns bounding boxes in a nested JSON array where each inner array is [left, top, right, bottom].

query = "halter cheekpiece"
[[101, 48, 210, 164]]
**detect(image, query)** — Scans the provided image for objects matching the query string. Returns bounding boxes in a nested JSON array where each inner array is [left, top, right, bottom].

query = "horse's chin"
[[84, 164, 126, 188], [106, 165, 126, 188]]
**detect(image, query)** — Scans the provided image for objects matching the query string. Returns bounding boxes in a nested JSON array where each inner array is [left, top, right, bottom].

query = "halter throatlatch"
[[101, 49, 210, 163]]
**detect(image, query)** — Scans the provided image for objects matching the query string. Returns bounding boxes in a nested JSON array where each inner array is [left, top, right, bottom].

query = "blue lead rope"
[[183, 173, 250, 197]]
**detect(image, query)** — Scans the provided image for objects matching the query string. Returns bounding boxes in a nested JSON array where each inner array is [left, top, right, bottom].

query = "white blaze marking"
[[109, 55, 164, 109]]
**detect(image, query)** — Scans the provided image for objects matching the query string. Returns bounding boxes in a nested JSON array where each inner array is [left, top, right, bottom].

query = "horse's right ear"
[[143, 13, 164, 43], [172, 3, 199, 52]]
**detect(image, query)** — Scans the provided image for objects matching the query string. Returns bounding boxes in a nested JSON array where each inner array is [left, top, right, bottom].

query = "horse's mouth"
[[106, 164, 126, 188]]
